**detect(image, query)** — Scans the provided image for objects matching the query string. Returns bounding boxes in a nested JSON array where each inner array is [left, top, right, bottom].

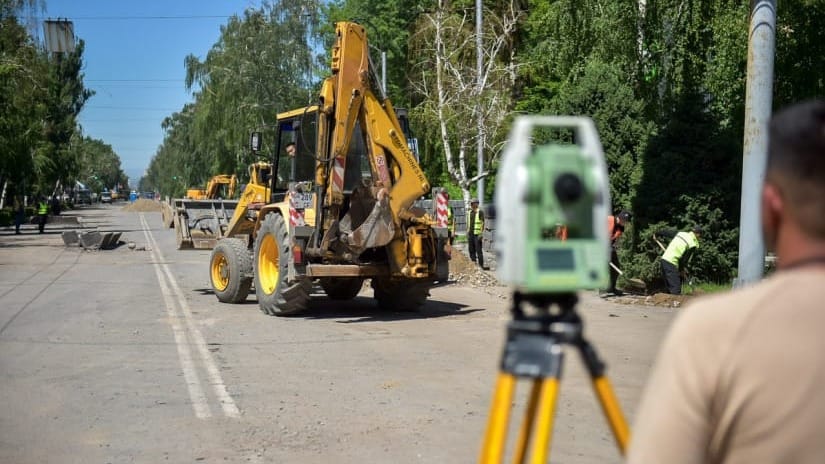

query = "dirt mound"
[[122, 199, 162, 212], [448, 247, 501, 289]]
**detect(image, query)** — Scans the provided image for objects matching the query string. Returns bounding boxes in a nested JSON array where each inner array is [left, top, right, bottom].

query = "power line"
[[84, 105, 179, 111], [39, 15, 236, 21], [86, 79, 183, 82]]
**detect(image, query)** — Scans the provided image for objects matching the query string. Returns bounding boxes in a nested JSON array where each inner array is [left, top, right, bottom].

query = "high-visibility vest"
[[447, 207, 454, 233], [38, 201, 48, 215], [469, 209, 483, 235], [662, 231, 699, 266]]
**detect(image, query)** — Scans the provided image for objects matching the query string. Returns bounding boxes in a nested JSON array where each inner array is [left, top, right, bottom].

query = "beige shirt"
[[627, 267, 825, 464]]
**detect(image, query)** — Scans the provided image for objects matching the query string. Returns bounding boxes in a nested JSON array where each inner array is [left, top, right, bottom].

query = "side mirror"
[[250, 132, 262, 153]]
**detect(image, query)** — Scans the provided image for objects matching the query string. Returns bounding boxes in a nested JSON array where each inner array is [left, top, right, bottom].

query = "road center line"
[[140, 213, 240, 418], [140, 214, 212, 419]]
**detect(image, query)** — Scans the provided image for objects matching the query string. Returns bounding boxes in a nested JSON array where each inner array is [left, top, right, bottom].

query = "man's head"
[[692, 226, 703, 239], [471, 199, 479, 209], [617, 210, 632, 224], [763, 100, 825, 253], [285, 142, 296, 157]]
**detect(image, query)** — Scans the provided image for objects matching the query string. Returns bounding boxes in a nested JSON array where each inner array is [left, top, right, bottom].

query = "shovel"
[[610, 262, 647, 291], [653, 234, 667, 252]]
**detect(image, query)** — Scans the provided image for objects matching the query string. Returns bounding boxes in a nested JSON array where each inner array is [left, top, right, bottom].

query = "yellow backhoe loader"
[[185, 174, 238, 200], [208, 21, 449, 315], [162, 168, 268, 249]]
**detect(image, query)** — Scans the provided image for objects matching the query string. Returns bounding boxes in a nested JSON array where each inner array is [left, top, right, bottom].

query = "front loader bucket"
[[173, 198, 239, 250]]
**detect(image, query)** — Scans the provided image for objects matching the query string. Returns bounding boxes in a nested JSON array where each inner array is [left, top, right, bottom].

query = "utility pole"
[[382, 50, 387, 96], [476, 0, 484, 205], [736, 0, 776, 287]]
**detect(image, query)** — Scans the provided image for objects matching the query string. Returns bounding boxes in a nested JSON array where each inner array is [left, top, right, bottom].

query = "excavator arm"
[[317, 22, 430, 225], [204, 174, 238, 199]]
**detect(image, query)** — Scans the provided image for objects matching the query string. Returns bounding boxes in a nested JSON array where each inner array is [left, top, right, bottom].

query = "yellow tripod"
[[479, 292, 630, 464]]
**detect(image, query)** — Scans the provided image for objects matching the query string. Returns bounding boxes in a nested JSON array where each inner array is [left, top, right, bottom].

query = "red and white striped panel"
[[436, 190, 449, 227], [331, 155, 346, 197], [289, 193, 306, 227]]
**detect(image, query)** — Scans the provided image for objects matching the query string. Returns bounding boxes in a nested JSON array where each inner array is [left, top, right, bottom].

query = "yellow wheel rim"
[[211, 251, 229, 292], [258, 232, 280, 294]]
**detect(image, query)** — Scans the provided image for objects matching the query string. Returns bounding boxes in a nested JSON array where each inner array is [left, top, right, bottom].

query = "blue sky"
[[42, 1, 262, 185]]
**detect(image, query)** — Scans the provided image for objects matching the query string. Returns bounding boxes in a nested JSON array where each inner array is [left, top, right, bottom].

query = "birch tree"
[[408, 0, 523, 204]]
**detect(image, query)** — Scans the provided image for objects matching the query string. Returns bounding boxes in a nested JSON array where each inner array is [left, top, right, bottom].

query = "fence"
[[415, 196, 496, 251]]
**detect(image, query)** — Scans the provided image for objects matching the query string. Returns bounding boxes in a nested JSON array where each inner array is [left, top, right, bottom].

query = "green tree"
[[0, 3, 93, 199], [149, 1, 319, 195]]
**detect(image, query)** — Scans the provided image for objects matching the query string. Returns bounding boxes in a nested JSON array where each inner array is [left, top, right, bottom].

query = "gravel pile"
[[122, 199, 162, 212]]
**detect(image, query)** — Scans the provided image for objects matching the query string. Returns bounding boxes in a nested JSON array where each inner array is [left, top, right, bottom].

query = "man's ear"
[[761, 182, 784, 251]]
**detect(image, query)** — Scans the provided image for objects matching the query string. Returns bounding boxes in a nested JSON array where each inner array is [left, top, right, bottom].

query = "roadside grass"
[[685, 281, 731, 295]]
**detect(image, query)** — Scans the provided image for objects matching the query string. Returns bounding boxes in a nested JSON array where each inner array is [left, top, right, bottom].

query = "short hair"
[[618, 210, 632, 222], [767, 99, 825, 237]]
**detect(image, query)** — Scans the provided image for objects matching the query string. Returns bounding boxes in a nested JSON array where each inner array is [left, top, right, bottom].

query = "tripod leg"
[[527, 377, 560, 464], [578, 339, 630, 453], [511, 379, 542, 464], [479, 373, 517, 464], [593, 377, 630, 453]]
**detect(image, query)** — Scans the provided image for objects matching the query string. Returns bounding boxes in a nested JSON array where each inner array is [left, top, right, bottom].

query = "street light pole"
[[736, 0, 776, 287], [476, 0, 484, 205]]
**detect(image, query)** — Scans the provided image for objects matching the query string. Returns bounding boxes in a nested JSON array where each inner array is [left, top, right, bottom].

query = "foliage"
[[146, 1, 319, 194], [75, 137, 127, 194], [324, 0, 419, 108], [0, 4, 98, 200], [136, 0, 817, 286], [407, 0, 523, 204]]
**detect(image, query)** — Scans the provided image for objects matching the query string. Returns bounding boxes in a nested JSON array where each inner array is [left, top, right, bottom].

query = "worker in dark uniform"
[[13, 195, 25, 235], [467, 199, 486, 269], [606, 210, 632, 295]]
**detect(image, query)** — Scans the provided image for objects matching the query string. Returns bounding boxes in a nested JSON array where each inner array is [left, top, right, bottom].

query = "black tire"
[[372, 277, 431, 311], [209, 238, 253, 303], [320, 277, 364, 300], [253, 213, 311, 316]]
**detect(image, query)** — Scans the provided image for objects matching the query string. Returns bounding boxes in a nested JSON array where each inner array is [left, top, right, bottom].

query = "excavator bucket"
[[173, 198, 239, 250]]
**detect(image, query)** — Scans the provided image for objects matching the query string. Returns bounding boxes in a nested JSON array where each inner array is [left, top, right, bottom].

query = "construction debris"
[[62, 229, 123, 250]]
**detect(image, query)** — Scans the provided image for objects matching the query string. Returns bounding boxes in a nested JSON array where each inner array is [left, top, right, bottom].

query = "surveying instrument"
[[479, 117, 630, 463]]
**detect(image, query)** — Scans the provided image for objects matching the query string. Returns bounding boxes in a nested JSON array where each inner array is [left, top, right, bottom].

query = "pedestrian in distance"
[[442, 189, 456, 249], [13, 195, 25, 235], [467, 198, 487, 270], [50, 195, 61, 216], [605, 210, 632, 295], [628, 99, 825, 464], [655, 225, 701, 294], [37, 196, 49, 234]]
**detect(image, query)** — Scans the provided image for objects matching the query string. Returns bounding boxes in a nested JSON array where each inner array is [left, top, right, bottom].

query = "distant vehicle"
[[75, 188, 92, 205], [100, 191, 112, 203], [141, 191, 155, 200]]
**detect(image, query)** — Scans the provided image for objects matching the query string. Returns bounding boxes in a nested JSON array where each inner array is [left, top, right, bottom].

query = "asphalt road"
[[0, 204, 679, 463]]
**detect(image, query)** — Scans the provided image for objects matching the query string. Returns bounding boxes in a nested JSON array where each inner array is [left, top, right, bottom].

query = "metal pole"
[[736, 0, 776, 287], [476, 0, 484, 205], [381, 50, 387, 96]]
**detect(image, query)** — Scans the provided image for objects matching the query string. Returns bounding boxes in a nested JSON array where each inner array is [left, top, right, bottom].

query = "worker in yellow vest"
[[37, 197, 49, 234], [467, 199, 486, 269], [655, 226, 702, 294]]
